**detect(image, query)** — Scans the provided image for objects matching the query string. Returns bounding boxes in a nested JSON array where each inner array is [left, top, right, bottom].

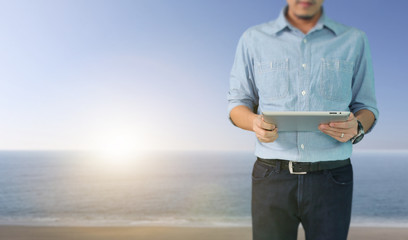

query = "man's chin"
[[295, 14, 315, 20]]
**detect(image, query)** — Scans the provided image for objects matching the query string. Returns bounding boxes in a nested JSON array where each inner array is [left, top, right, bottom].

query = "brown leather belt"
[[257, 157, 351, 174]]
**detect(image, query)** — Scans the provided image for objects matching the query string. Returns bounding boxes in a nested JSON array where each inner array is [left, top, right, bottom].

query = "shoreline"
[[0, 226, 407, 240], [1, 220, 408, 228], [1, 223, 408, 228]]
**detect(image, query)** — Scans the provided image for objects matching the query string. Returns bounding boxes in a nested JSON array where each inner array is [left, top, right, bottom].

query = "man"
[[227, 0, 379, 239]]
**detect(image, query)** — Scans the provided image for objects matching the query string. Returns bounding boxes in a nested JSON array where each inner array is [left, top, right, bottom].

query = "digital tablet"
[[262, 111, 350, 132]]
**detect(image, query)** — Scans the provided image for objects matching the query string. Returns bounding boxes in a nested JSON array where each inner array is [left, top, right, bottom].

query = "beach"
[[0, 226, 408, 240]]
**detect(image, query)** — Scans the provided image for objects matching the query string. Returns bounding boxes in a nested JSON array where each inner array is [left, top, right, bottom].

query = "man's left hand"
[[318, 112, 358, 142]]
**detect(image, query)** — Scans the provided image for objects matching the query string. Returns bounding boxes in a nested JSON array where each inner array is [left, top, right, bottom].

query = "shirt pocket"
[[255, 59, 289, 100], [319, 58, 354, 102]]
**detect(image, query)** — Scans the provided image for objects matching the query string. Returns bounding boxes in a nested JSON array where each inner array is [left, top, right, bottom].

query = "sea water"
[[0, 150, 406, 227]]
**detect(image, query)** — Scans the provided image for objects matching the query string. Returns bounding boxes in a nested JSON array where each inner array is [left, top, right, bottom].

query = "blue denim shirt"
[[228, 8, 379, 162]]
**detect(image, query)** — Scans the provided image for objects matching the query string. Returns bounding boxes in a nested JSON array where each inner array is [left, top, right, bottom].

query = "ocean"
[[0, 150, 407, 227]]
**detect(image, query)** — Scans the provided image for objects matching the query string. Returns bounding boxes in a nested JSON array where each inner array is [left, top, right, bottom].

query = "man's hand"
[[253, 115, 278, 143], [318, 112, 358, 142]]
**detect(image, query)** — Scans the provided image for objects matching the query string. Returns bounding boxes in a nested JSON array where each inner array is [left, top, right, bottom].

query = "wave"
[[1, 216, 408, 228], [351, 216, 408, 228], [0, 216, 252, 227]]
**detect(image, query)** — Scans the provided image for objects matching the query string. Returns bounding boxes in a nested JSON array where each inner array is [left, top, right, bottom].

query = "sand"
[[0, 225, 407, 240]]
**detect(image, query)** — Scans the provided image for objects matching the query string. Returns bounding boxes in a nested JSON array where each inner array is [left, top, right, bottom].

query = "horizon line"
[[0, 149, 407, 153]]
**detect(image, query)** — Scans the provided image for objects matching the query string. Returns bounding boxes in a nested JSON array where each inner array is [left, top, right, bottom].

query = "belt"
[[256, 157, 351, 175]]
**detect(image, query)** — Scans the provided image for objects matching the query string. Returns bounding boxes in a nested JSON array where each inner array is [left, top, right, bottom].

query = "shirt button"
[[302, 64, 306, 69], [302, 90, 306, 96], [301, 144, 305, 150], [303, 39, 307, 43]]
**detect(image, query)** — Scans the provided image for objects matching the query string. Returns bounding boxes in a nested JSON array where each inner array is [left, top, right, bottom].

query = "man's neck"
[[285, 8, 322, 34]]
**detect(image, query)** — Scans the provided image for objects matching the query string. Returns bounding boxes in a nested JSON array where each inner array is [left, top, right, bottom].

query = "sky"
[[0, 0, 407, 152]]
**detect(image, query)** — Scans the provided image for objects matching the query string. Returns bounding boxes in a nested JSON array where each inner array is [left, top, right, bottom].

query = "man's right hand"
[[252, 115, 279, 143], [229, 106, 279, 143]]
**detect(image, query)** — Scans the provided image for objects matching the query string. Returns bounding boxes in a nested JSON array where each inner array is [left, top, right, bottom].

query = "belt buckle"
[[289, 161, 307, 175]]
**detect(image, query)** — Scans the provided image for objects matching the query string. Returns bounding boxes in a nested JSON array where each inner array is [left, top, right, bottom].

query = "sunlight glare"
[[90, 129, 145, 169]]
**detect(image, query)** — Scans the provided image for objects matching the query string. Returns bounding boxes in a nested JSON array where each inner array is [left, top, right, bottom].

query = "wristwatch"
[[351, 120, 365, 144]]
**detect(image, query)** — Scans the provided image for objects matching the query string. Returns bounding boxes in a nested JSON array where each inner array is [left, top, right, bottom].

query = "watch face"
[[352, 120, 365, 144], [353, 134, 364, 144], [357, 120, 365, 134]]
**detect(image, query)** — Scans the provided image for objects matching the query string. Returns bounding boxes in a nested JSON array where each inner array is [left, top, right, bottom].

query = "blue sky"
[[0, 0, 406, 151]]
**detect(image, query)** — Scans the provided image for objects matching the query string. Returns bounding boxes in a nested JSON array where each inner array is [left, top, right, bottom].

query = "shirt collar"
[[271, 6, 340, 36]]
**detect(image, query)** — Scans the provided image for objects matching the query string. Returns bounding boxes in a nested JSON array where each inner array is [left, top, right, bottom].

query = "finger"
[[255, 127, 278, 139], [260, 116, 276, 131], [319, 128, 352, 142], [257, 132, 279, 142], [329, 121, 353, 129], [320, 126, 346, 135], [319, 123, 330, 129], [319, 124, 345, 132], [254, 115, 273, 130], [253, 115, 264, 130], [261, 123, 276, 131], [256, 128, 278, 142], [257, 135, 274, 143], [329, 118, 357, 130]]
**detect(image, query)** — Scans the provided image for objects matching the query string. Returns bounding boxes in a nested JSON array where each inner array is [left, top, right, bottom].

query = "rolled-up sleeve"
[[349, 31, 379, 133], [227, 32, 259, 125]]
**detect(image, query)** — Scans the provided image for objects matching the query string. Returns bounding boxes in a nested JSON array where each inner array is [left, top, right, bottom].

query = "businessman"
[[228, 0, 379, 239]]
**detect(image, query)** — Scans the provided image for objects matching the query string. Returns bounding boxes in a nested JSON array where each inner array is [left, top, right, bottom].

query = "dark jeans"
[[251, 158, 353, 240]]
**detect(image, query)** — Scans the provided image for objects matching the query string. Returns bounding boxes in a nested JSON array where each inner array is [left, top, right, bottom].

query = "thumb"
[[348, 112, 355, 121]]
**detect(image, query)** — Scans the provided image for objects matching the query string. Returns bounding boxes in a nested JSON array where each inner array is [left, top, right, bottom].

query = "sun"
[[98, 135, 136, 159], [89, 129, 144, 166]]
